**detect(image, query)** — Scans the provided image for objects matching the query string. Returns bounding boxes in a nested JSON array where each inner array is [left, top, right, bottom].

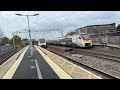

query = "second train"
[[47, 33, 92, 47]]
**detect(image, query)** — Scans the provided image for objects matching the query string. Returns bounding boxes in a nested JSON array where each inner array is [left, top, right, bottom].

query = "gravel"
[[47, 45, 120, 79]]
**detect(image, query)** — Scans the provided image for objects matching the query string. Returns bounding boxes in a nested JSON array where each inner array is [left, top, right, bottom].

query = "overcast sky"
[[0, 11, 120, 39]]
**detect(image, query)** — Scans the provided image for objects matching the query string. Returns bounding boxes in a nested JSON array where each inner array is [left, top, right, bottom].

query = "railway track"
[[0, 48, 21, 66], [48, 45, 120, 62], [72, 49, 120, 62], [63, 56, 118, 79], [47, 45, 120, 79]]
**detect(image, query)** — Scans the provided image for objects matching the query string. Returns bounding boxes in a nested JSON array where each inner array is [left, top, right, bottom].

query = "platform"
[[0, 45, 101, 79]]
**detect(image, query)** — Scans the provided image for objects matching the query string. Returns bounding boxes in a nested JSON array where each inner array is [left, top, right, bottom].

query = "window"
[[39, 39, 45, 43], [81, 34, 90, 40], [68, 38, 72, 42], [59, 38, 65, 42], [79, 37, 81, 39]]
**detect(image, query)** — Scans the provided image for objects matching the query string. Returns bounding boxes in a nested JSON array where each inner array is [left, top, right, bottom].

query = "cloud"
[[0, 11, 120, 39]]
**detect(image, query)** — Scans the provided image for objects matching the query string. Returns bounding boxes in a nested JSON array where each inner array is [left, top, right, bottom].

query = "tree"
[[116, 24, 120, 30], [13, 35, 23, 48], [9, 38, 13, 45], [0, 28, 4, 38], [1, 37, 9, 45]]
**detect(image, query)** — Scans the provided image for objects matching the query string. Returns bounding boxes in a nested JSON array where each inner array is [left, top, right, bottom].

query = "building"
[[77, 23, 116, 34]]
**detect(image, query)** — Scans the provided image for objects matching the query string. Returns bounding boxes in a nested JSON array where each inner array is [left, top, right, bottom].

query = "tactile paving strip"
[[36, 46, 101, 79]]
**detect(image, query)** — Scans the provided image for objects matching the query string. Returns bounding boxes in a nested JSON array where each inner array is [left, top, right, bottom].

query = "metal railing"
[[0, 44, 13, 53]]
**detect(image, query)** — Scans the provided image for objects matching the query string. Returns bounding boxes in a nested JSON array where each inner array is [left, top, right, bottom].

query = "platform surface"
[[1, 45, 101, 79]]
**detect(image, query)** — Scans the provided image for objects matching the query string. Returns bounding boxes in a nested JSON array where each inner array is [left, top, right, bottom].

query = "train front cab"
[[40, 43, 47, 48], [80, 34, 92, 47], [39, 39, 47, 48]]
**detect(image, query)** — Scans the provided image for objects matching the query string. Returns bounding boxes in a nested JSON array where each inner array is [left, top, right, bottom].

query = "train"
[[47, 33, 92, 47], [32, 38, 47, 48], [38, 38, 47, 48]]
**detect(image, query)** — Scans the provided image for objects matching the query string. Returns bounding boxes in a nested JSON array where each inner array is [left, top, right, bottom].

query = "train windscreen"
[[81, 34, 90, 40], [39, 39, 45, 43]]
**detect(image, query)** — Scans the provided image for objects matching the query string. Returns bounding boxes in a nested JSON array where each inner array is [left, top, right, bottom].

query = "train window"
[[39, 39, 45, 43], [79, 37, 81, 39], [68, 38, 72, 42], [59, 38, 65, 42], [64, 38, 66, 42], [81, 34, 90, 40]]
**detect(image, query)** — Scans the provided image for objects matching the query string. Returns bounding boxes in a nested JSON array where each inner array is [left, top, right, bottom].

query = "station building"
[[76, 23, 116, 34]]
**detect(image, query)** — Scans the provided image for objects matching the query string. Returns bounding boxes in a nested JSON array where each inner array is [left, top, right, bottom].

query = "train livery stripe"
[[84, 40, 91, 43]]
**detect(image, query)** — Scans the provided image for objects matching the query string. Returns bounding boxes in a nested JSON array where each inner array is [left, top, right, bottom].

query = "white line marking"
[[35, 46, 73, 79], [35, 60, 42, 79], [2, 46, 29, 79]]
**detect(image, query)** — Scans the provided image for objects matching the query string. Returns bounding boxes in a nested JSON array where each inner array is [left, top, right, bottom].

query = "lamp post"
[[15, 14, 39, 56], [12, 32, 15, 49]]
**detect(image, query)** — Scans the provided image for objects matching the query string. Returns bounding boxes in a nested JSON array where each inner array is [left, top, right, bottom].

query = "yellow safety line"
[[51, 56, 57, 60], [72, 71, 92, 79], [61, 64, 73, 68], [69, 66, 75, 75], [37, 46, 100, 79], [35, 45, 73, 79], [88, 74, 92, 79], [73, 71, 87, 75], [59, 61, 66, 67], [2, 46, 29, 79]]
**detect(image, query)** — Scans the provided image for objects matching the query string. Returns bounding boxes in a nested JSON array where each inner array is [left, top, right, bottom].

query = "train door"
[[76, 35, 82, 47], [68, 37, 72, 46], [66, 37, 68, 45]]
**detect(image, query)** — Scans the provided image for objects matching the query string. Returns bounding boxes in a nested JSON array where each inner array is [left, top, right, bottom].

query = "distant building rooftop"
[[80, 23, 116, 29], [87, 23, 115, 27]]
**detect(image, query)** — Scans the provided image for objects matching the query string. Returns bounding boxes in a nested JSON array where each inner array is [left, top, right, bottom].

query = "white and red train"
[[47, 33, 92, 47]]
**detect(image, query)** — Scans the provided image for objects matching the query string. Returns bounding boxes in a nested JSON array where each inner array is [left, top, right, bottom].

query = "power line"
[[35, 11, 71, 29], [34, 11, 78, 38], [15, 12, 81, 40]]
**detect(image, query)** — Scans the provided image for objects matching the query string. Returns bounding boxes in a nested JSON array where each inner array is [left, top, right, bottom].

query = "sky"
[[0, 11, 120, 39]]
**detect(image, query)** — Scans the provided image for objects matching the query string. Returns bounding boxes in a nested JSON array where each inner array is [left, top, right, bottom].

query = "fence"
[[0, 44, 13, 53], [90, 32, 120, 46]]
